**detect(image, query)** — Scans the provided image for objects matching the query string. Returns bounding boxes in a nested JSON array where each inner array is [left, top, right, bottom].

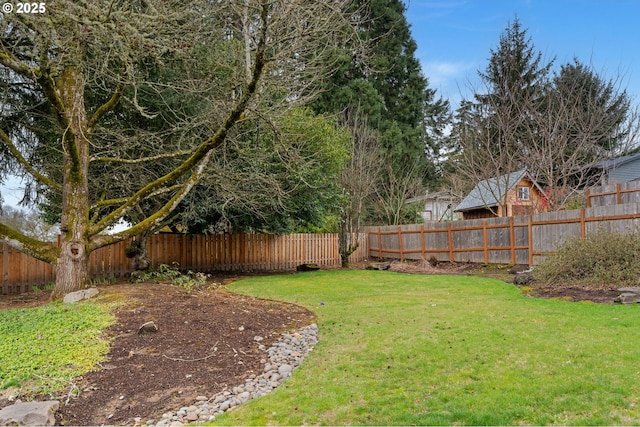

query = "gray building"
[[592, 153, 640, 184]]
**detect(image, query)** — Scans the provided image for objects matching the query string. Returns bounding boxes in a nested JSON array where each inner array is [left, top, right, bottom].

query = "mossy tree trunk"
[[51, 67, 91, 300]]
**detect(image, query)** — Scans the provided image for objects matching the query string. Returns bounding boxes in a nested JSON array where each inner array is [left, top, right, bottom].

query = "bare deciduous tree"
[[452, 21, 635, 214], [338, 109, 382, 267]]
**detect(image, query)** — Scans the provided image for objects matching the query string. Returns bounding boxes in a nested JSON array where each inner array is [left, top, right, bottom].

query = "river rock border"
[[150, 323, 318, 426]]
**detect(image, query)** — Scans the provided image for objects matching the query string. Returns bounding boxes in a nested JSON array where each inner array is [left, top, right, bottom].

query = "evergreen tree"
[[550, 58, 630, 158], [453, 18, 635, 211], [472, 17, 554, 165], [312, 0, 451, 224]]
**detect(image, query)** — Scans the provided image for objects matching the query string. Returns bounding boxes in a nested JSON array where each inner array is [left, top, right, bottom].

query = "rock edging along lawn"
[[151, 323, 318, 426]]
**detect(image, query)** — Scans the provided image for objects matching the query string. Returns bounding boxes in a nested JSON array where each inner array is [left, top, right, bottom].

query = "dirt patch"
[[523, 284, 621, 303], [0, 276, 314, 426], [386, 259, 622, 304]]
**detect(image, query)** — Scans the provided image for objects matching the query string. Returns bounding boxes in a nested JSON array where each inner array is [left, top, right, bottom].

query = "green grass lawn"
[[214, 270, 640, 426], [0, 302, 115, 397]]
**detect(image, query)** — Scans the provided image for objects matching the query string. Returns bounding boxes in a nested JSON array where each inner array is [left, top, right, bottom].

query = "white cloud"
[[423, 61, 469, 85], [422, 60, 478, 108]]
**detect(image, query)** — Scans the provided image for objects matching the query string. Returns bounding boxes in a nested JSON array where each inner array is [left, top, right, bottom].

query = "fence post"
[[420, 224, 425, 260], [580, 208, 586, 239], [509, 216, 516, 265], [528, 215, 534, 266], [447, 222, 454, 263], [397, 226, 404, 262], [585, 187, 592, 208], [617, 183, 623, 205], [482, 220, 488, 264]]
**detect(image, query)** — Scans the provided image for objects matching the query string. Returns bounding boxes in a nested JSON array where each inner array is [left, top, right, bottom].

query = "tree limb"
[[0, 221, 58, 263], [90, 150, 192, 164], [87, 80, 124, 132], [88, 2, 269, 237], [0, 52, 38, 80], [0, 128, 63, 191], [89, 184, 182, 211]]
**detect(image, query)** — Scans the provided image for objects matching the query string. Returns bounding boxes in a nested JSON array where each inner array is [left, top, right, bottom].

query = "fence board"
[[368, 202, 640, 267], [1, 233, 368, 294], [588, 181, 640, 207]]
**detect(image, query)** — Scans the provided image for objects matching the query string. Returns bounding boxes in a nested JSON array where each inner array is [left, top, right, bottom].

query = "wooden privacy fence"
[[368, 202, 640, 266], [1, 232, 368, 295], [586, 181, 640, 207]]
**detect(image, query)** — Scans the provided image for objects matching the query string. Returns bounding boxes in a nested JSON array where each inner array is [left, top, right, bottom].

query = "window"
[[517, 186, 530, 201]]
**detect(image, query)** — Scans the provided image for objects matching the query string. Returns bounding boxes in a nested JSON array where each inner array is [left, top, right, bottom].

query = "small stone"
[[186, 412, 199, 422], [137, 321, 158, 334], [195, 395, 208, 401], [279, 364, 293, 376]]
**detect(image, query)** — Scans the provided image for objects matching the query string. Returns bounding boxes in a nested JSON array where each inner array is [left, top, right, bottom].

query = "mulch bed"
[[0, 277, 315, 426]]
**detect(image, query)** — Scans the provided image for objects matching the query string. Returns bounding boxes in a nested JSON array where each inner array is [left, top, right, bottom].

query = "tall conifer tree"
[[313, 0, 450, 224]]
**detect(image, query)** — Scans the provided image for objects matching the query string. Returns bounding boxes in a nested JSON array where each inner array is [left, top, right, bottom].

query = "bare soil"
[[387, 259, 622, 303], [0, 265, 622, 426], [0, 274, 315, 426]]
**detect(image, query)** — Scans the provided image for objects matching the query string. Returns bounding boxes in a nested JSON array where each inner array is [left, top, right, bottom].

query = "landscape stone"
[[63, 287, 99, 303], [507, 264, 531, 274], [149, 323, 318, 426], [366, 262, 391, 270], [296, 263, 321, 271], [137, 321, 159, 334], [513, 272, 534, 285], [0, 400, 59, 426], [278, 364, 293, 376], [615, 287, 640, 304]]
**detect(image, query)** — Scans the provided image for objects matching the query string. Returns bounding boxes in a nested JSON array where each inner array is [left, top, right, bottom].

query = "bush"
[[536, 228, 640, 287], [129, 262, 210, 294]]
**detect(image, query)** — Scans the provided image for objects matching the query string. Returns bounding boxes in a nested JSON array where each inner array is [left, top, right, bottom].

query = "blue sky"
[[2, 1, 639, 208], [404, 0, 640, 110]]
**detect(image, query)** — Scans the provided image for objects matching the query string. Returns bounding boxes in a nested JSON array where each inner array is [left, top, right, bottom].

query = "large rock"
[[0, 400, 59, 426], [513, 272, 534, 285], [508, 264, 531, 274], [615, 287, 640, 304], [296, 263, 320, 272], [63, 287, 99, 303], [366, 262, 390, 271]]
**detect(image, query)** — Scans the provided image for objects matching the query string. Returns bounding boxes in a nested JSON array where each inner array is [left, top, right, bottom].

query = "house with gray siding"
[[592, 153, 640, 184]]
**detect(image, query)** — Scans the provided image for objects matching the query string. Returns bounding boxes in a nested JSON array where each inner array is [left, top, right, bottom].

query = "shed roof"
[[592, 153, 640, 183], [454, 169, 529, 212], [592, 153, 640, 170]]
